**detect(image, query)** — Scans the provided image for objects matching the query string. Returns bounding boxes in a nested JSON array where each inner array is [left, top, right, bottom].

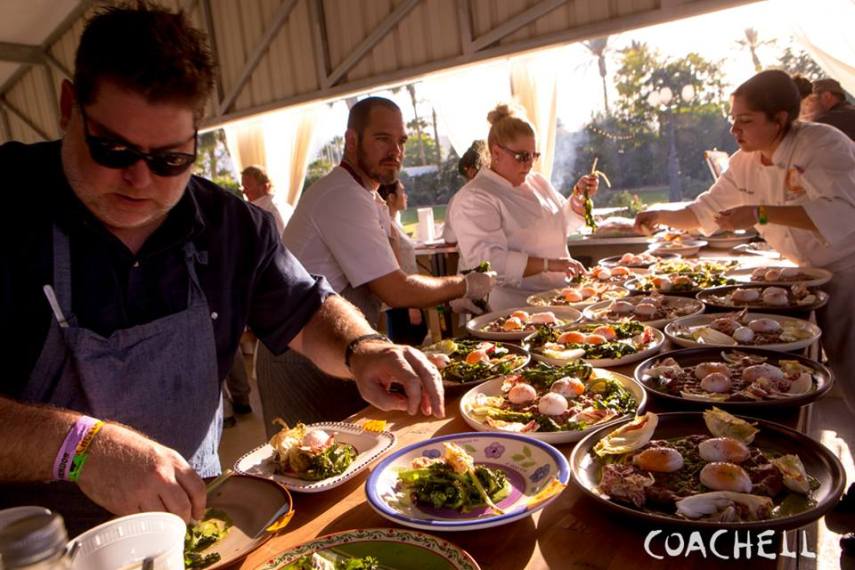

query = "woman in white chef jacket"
[[635, 69, 855, 411], [447, 104, 598, 310]]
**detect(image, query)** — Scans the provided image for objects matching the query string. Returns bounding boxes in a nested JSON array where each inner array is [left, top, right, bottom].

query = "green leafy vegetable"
[[184, 509, 232, 569]]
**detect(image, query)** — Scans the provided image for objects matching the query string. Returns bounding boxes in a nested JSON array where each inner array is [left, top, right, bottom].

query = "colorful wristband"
[[757, 205, 768, 225], [53, 416, 103, 481], [68, 420, 104, 483]]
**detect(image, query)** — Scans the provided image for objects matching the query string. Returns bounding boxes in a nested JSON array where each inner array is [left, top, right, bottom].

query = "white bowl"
[[69, 513, 185, 570]]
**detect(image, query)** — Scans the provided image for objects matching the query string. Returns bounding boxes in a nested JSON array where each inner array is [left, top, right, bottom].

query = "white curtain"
[[418, 61, 512, 159], [776, 0, 855, 95], [223, 103, 324, 206], [510, 48, 562, 181]]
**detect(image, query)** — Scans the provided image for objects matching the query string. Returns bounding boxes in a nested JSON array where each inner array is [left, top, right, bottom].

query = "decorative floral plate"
[[255, 528, 480, 570], [365, 432, 569, 531]]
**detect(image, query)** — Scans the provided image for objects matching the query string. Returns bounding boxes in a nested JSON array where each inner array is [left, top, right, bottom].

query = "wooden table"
[[241, 250, 819, 570]]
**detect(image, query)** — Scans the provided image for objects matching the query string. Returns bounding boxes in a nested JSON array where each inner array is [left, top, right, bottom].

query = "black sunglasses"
[[497, 143, 540, 164], [80, 107, 197, 177]]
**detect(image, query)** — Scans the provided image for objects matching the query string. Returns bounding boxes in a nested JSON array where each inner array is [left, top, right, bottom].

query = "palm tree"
[[737, 28, 775, 72], [584, 36, 611, 116], [406, 83, 427, 165]]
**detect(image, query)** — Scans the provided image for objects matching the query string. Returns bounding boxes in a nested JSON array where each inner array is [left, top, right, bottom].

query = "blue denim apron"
[[21, 226, 223, 477]]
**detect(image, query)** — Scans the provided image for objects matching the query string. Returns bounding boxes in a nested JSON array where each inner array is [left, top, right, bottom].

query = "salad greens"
[[422, 338, 526, 384], [398, 457, 510, 512], [184, 509, 232, 569], [283, 440, 357, 481], [528, 321, 648, 361], [269, 423, 358, 481], [286, 554, 380, 570]]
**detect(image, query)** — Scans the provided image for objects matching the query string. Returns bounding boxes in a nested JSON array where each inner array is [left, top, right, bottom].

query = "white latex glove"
[[463, 271, 496, 300], [450, 297, 486, 315]]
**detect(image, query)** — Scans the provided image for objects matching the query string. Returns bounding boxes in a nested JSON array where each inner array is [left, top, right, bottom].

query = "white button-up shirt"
[[690, 122, 855, 272], [283, 166, 399, 292], [448, 167, 584, 309]]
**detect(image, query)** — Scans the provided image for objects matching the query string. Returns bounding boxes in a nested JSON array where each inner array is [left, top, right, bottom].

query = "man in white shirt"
[[258, 97, 494, 431], [241, 165, 294, 237]]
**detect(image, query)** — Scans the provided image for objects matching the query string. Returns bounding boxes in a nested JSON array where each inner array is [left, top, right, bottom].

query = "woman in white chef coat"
[[447, 104, 598, 310], [635, 69, 855, 411]]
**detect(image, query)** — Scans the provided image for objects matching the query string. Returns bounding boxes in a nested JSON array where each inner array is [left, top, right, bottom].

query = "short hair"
[[733, 70, 800, 130], [792, 75, 813, 100], [458, 140, 485, 177], [347, 97, 401, 137], [377, 181, 402, 201], [241, 165, 270, 186], [486, 103, 535, 149], [813, 78, 846, 99], [74, 2, 215, 119]]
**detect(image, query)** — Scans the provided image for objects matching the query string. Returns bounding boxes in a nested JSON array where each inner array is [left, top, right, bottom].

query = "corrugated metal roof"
[[0, 0, 758, 142]]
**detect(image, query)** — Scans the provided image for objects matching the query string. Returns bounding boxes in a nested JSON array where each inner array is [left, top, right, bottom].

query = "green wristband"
[[67, 453, 90, 482]]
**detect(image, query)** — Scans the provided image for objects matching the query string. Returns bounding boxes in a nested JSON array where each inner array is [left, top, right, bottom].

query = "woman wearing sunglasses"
[[447, 103, 597, 310], [634, 70, 855, 414]]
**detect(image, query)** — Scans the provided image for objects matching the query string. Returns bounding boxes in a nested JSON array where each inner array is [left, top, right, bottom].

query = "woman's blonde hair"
[[486, 103, 535, 151]]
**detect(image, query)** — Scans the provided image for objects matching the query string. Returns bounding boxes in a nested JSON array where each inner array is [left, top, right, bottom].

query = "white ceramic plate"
[[648, 239, 707, 257], [526, 326, 665, 368], [726, 266, 833, 287], [732, 241, 782, 258], [703, 230, 758, 249], [664, 312, 821, 352], [525, 286, 630, 309], [365, 432, 569, 532], [582, 295, 705, 329], [234, 422, 395, 493], [466, 306, 582, 341], [459, 372, 646, 444]]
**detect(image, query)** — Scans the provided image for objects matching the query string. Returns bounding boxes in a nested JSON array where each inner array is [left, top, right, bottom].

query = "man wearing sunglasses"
[[0, 4, 444, 535]]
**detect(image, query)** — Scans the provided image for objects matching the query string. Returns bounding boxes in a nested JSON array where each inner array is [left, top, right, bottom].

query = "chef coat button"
[[211, 312, 218, 320]]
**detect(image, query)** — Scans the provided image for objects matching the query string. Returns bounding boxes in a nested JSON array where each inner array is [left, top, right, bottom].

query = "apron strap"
[[51, 225, 74, 316]]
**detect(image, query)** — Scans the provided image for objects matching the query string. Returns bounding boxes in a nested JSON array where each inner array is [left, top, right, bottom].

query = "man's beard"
[[356, 144, 399, 185]]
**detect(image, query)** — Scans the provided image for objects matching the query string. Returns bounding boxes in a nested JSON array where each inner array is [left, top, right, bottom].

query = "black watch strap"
[[344, 333, 392, 369]]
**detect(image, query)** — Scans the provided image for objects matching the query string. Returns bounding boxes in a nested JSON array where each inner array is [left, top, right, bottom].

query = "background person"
[[0, 4, 443, 535], [792, 74, 818, 122], [442, 139, 485, 244], [241, 165, 293, 237], [256, 97, 495, 434], [812, 78, 855, 141], [634, 70, 855, 414], [447, 103, 597, 310], [378, 181, 428, 346]]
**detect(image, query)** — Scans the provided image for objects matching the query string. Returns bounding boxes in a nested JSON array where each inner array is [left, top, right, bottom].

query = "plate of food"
[[664, 311, 821, 352], [583, 265, 649, 286], [365, 432, 569, 531], [256, 528, 481, 570], [526, 284, 629, 309], [598, 252, 680, 268], [726, 266, 833, 287], [649, 239, 708, 257], [420, 338, 529, 388], [459, 361, 645, 443], [625, 264, 735, 297], [185, 474, 293, 569], [582, 294, 705, 329], [696, 284, 829, 313], [466, 306, 581, 340], [570, 410, 845, 530], [732, 241, 781, 258], [654, 258, 739, 276], [523, 322, 664, 368], [703, 230, 758, 249], [234, 422, 395, 493], [634, 347, 833, 408]]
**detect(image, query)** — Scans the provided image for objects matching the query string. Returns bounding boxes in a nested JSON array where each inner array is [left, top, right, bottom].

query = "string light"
[[585, 124, 634, 141]]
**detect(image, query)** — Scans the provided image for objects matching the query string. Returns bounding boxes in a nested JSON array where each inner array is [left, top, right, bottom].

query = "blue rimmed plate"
[[365, 432, 569, 531]]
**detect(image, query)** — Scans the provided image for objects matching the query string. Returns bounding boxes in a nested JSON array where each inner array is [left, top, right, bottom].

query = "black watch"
[[344, 333, 392, 369]]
